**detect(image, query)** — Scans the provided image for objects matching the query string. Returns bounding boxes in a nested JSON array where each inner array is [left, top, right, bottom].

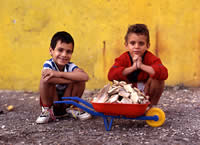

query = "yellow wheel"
[[145, 108, 165, 127]]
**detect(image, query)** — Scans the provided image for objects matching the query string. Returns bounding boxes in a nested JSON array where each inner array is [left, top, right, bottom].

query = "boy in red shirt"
[[108, 24, 168, 106]]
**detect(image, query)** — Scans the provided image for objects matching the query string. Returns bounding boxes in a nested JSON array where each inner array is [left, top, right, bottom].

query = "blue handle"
[[122, 115, 159, 121], [61, 97, 93, 109], [54, 100, 105, 117]]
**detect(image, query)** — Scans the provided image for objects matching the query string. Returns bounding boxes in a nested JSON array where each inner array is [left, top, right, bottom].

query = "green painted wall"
[[0, 0, 200, 91]]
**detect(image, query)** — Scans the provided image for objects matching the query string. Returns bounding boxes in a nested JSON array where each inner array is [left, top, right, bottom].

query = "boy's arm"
[[150, 59, 168, 80], [108, 55, 129, 81], [42, 68, 89, 84], [138, 63, 155, 76], [137, 57, 168, 80], [121, 64, 137, 76], [41, 69, 73, 84], [57, 68, 89, 81], [45, 77, 73, 84]]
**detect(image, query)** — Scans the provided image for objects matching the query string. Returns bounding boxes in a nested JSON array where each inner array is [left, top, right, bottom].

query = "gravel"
[[0, 86, 200, 145]]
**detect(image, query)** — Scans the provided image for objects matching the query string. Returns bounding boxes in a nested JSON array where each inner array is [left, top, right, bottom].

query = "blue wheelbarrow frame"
[[54, 97, 159, 131]]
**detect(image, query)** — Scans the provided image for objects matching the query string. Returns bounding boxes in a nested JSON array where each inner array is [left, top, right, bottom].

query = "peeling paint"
[[102, 41, 106, 72]]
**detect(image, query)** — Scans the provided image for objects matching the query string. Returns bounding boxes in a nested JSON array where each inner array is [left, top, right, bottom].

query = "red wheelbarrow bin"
[[54, 97, 165, 131]]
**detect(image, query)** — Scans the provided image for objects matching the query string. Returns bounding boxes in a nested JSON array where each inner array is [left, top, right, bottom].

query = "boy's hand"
[[136, 56, 142, 69], [42, 69, 58, 81], [73, 68, 85, 72], [132, 55, 139, 70], [132, 55, 142, 70], [132, 55, 139, 62]]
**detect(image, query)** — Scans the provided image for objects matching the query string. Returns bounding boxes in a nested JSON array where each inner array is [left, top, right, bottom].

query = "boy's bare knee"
[[73, 82, 86, 97], [146, 78, 165, 105], [76, 81, 85, 87], [71, 81, 85, 89], [149, 79, 164, 90], [40, 78, 50, 85], [64, 82, 86, 97]]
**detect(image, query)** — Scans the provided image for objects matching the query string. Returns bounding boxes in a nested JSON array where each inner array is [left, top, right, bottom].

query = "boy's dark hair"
[[50, 31, 74, 50], [125, 24, 150, 44]]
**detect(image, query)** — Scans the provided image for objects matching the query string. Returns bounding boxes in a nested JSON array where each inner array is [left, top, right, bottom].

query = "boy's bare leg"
[[144, 78, 165, 106], [63, 82, 86, 97], [61, 82, 86, 109], [40, 79, 58, 107], [36, 79, 59, 123]]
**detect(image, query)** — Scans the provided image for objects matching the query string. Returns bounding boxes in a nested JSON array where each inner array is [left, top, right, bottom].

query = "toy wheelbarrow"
[[54, 97, 165, 131]]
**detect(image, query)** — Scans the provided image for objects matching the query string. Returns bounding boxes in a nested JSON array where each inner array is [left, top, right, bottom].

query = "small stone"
[[182, 138, 189, 142], [1, 125, 5, 129]]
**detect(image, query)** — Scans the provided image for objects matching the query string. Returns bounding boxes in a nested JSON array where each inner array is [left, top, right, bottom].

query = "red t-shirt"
[[108, 51, 168, 84]]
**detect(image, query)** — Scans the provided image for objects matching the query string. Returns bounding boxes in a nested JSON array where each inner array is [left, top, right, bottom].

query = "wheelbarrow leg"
[[103, 117, 114, 131]]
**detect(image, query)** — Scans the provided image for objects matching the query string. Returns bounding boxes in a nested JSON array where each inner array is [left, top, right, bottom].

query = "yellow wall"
[[0, 0, 200, 91]]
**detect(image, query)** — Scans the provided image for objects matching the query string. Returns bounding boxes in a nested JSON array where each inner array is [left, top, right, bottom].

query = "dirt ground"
[[0, 86, 200, 145]]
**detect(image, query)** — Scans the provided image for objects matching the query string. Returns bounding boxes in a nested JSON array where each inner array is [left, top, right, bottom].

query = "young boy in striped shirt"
[[36, 31, 91, 124]]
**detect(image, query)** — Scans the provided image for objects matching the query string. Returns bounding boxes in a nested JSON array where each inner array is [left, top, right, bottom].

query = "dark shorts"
[[56, 88, 66, 99]]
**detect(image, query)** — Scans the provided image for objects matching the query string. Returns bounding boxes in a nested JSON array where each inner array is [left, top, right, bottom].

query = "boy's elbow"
[[86, 75, 89, 81], [154, 66, 168, 80], [162, 68, 168, 80], [108, 76, 114, 81], [83, 74, 89, 81], [159, 69, 168, 80], [163, 73, 168, 80]]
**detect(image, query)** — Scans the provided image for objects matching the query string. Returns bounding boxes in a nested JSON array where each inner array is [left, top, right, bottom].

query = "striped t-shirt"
[[42, 58, 78, 90]]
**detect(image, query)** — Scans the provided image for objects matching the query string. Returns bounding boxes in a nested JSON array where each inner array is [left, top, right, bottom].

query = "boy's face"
[[50, 40, 73, 70], [125, 33, 149, 57]]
